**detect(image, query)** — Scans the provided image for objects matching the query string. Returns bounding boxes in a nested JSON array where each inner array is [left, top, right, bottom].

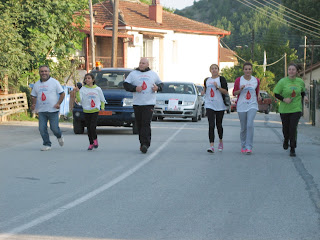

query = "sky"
[[160, 0, 198, 10]]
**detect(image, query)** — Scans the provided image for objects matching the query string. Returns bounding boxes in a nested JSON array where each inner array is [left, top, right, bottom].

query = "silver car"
[[153, 82, 202, 122]]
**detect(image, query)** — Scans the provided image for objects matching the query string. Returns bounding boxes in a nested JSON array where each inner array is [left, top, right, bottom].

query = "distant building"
[[302, 62, 320, 127], [75, 0, 230, 84], [219, 47, 238, 71]]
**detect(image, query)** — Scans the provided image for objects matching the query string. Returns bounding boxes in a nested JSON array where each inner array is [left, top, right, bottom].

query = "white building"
[[77, 0, 230, 85]]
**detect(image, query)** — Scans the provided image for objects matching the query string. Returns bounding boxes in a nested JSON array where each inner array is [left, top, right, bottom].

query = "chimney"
[[149, 0, 162, 24]]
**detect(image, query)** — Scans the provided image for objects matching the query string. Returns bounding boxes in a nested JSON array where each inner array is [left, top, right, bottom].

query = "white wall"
[[125, 31, 220, 86], [127, 45, 142, 69], [162, 33, 219, 85]]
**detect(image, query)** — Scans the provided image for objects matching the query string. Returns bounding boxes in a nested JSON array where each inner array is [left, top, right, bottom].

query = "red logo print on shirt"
[[91, 99, 95, 108], [291, 89, 296, 98], [210, 88, 215, 97], [142, 81, 147, 90], [246, 90, 251, 100], [41, 92, 46, 101]]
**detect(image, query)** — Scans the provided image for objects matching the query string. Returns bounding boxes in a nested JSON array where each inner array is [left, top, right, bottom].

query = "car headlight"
[[123, 98, 133, 106], [156, 100, 165, 105], [183, 101, 195, 106]]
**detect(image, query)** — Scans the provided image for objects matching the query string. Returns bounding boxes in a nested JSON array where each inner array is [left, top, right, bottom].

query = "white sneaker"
[[41, 146, 51, 151], [58, 136, 64, 146], [207, 146, 214, 153]]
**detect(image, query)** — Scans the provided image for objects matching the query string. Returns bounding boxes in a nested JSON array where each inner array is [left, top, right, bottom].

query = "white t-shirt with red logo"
[[124, 70, 162, 105], [31, 77, 64, 112], [236, 76, 259, 112], [204, 77, 226, 111], [79, 85, 106, 111]]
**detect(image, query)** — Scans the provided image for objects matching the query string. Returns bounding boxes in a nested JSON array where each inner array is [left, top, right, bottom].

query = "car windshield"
[[91, 71, 131, 89], [196, 86, 203, 92], [161, 83, 195, 94]]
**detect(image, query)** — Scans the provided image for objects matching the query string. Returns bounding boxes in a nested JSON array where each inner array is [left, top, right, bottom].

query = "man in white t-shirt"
[[124, 58, 163, 153], [31, 65, 65, 151]]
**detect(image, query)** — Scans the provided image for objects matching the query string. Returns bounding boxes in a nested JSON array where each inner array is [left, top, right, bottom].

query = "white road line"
[[0, 123, 187, 239]]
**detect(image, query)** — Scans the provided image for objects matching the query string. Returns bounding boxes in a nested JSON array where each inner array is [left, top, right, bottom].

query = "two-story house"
[[76, 0, 230, 84]]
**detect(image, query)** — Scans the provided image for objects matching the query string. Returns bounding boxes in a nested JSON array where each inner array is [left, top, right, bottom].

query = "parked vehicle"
[[153, 82, 202, 122], [230, 97, 237, 112], [196, 85, 206, 117], [258, 90, 272, 114], [72, 68, 137, 134]]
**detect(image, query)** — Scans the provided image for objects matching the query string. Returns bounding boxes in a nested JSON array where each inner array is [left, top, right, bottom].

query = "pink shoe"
[[218, 142, 223, 152], [88, 144, 94, 150], [241, 148, 246, 153], [93, 139, 98, 149], [245, 149, 252, 155]]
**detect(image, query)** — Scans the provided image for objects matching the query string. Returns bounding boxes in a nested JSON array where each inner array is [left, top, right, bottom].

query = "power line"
[[221, 39, 286, 67], [236, 0, 320, 38], [251, 0, 320, 32], [265, 0, 320, 26], [237, 0, 320, 37]]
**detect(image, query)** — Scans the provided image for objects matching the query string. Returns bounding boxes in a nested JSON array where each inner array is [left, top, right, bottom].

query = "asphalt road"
[[0, 112, 320, 240]]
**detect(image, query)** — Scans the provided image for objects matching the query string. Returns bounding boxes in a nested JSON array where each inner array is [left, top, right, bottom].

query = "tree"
[[221, 62, 275, 94], [0, 0, 87, 92]]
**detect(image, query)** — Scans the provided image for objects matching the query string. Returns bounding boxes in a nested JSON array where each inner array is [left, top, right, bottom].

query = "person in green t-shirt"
[[273, 63, 308, 157]]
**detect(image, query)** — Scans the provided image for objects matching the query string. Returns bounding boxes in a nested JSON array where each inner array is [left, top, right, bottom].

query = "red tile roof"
[[220, 47, 238, 63], [82, 0, 230, 36]]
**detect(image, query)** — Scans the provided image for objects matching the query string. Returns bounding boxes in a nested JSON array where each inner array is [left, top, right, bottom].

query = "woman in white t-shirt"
[[203, 64, 228, 153], [233, 62, 260, 154]]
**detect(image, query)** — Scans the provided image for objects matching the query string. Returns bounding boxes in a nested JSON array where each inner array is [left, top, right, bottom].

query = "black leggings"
[[280, 112, 301, 149], [84, 112, 99, 144], [206, 109, 224, 143]]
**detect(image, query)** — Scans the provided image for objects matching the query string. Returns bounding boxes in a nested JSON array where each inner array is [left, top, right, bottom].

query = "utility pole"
[[89, 0, 95, 69], [251, 29, 254, 62], [111, 0, 119, 68], [310, 42, 314, 84], [284, 53, 287, 77], [303, 36, 307, 78]]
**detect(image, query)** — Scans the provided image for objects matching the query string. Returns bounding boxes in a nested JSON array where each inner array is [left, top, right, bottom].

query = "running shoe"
[[58, 136, 64, 147], [245, 149, 252, 155], [41, 146, 51, 151], [241, 148, 246, 153], [93, 139, 98, 149], [218, 142, 223, 152], [290, 148, 296, 157], [88, 144, 94, 151], [207, 146, 214, 153], [140, 145, 148, 153]]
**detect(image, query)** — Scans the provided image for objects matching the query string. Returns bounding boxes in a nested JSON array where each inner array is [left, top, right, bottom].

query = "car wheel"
[[158, 116, 164, 121], [73, 119, 84, 134], [152, 116, 157, 121], [132, 121, 138, 134], [265, 105, 270, 114]]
